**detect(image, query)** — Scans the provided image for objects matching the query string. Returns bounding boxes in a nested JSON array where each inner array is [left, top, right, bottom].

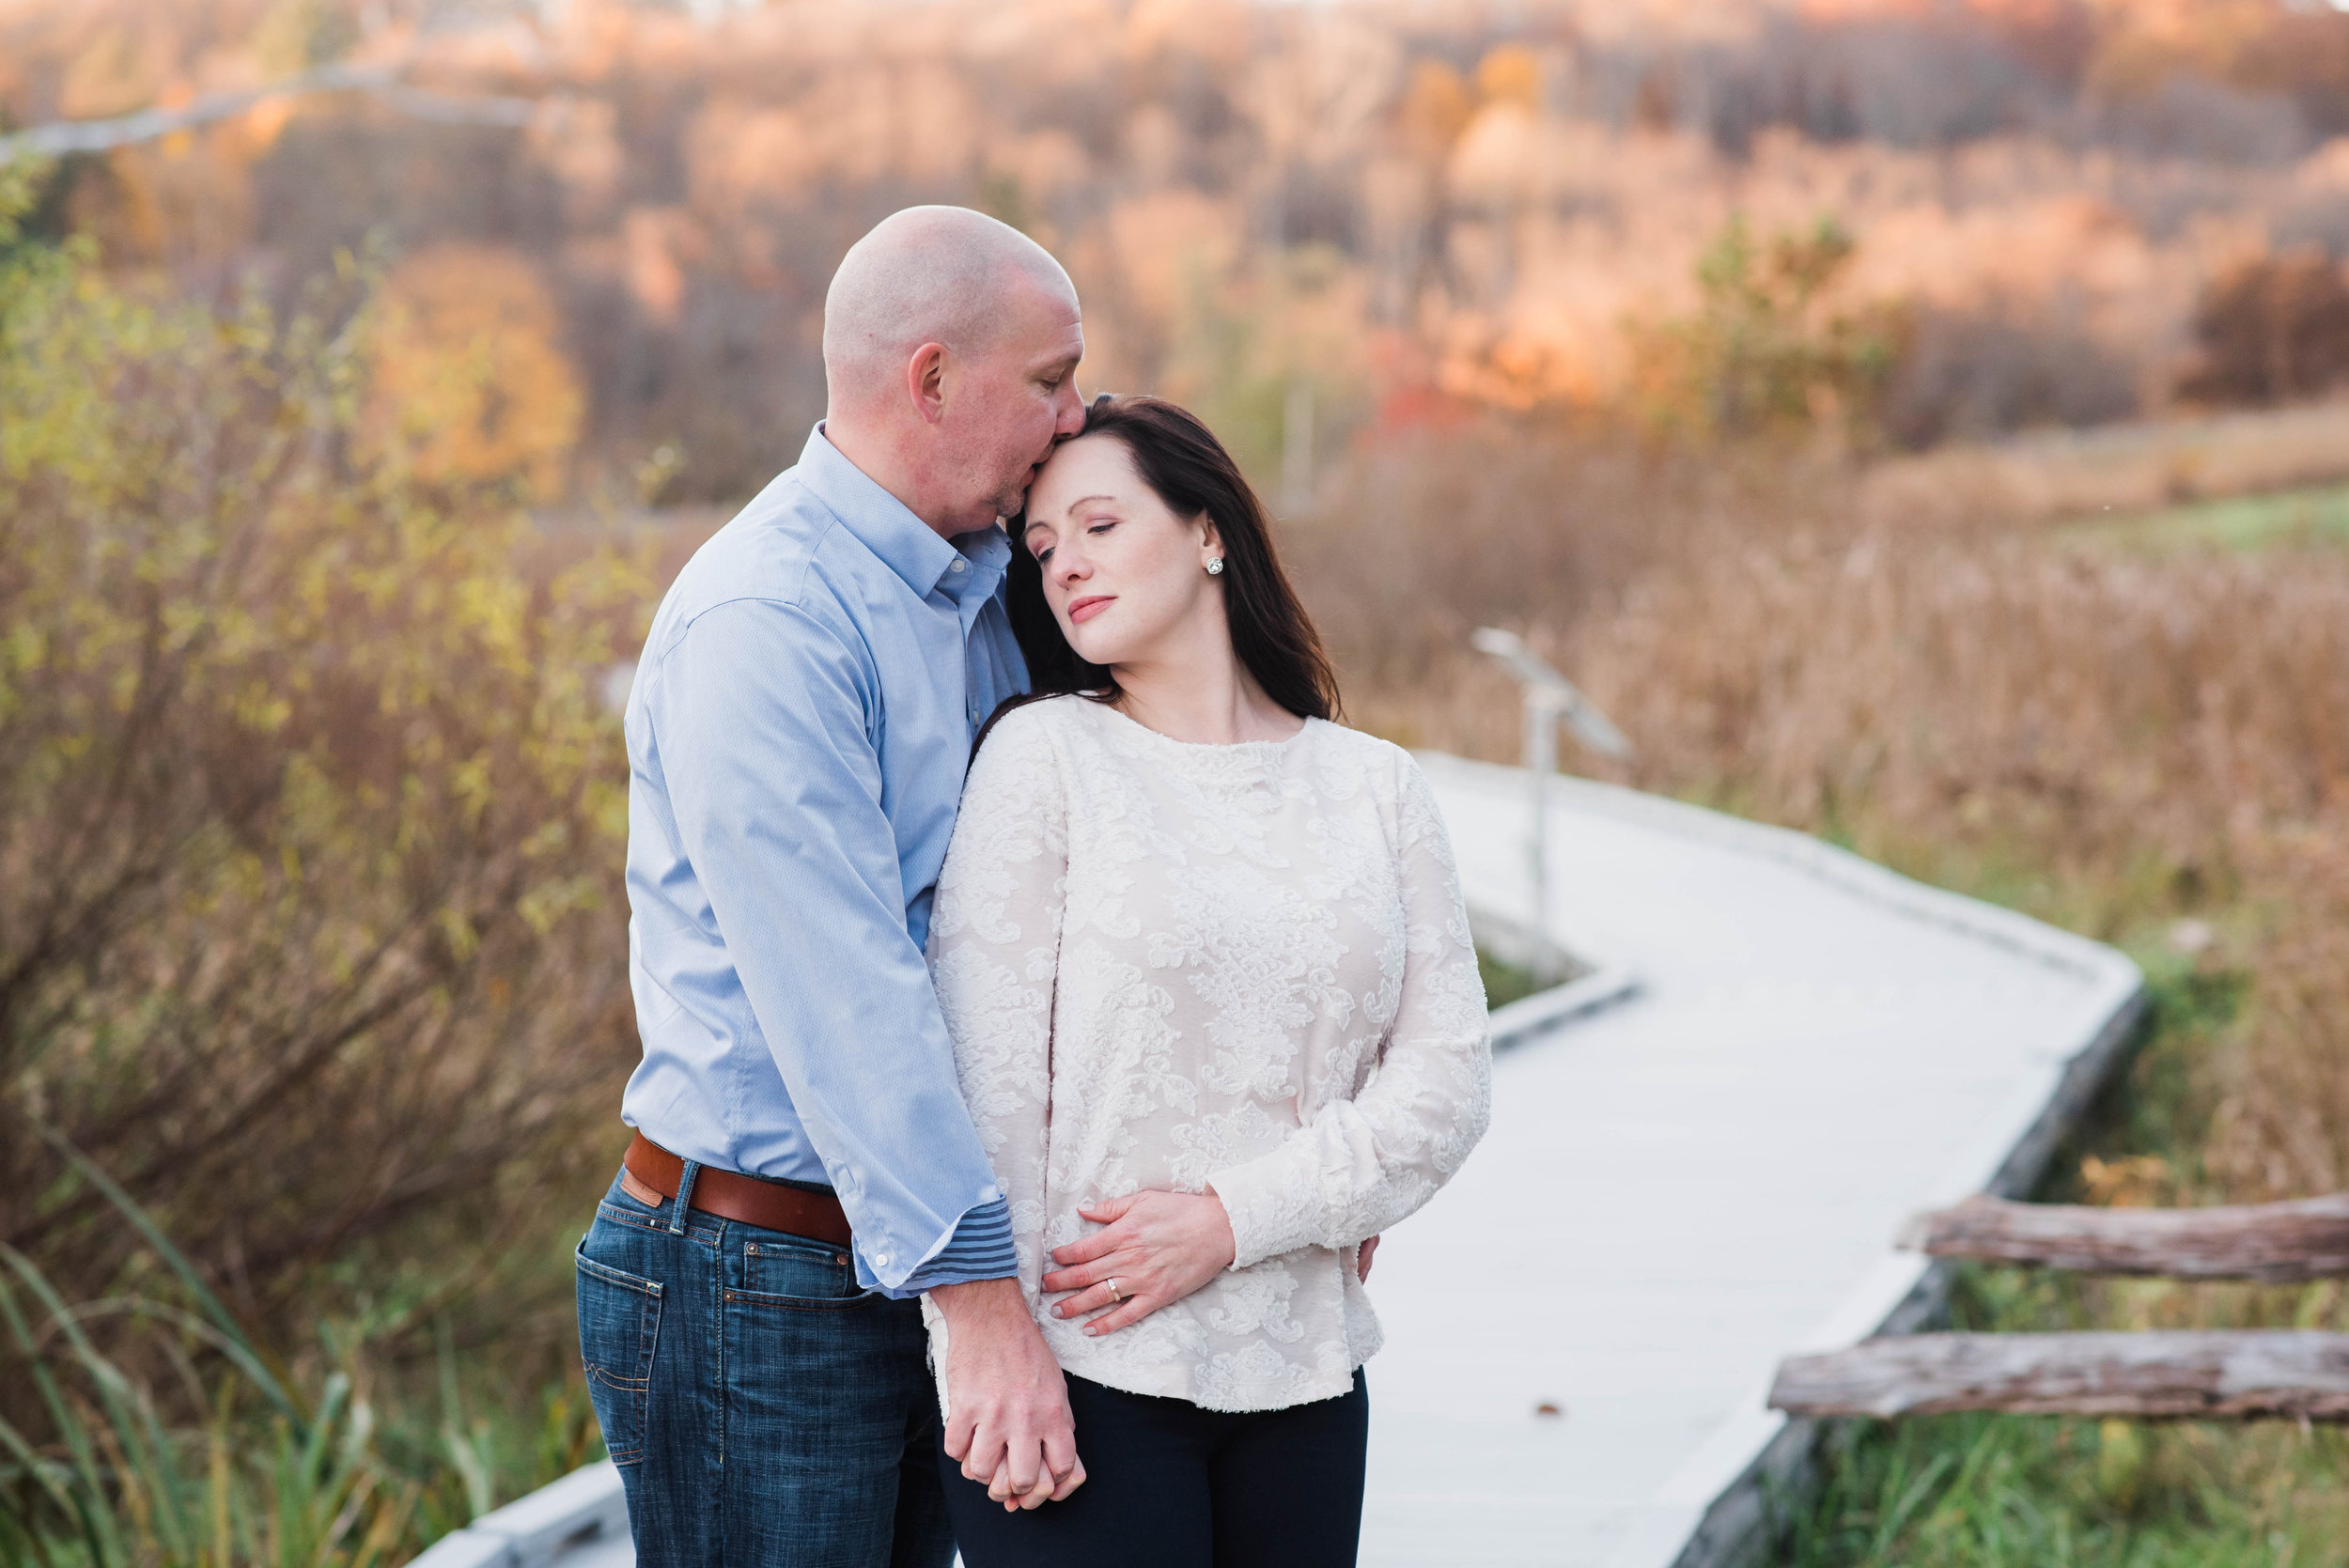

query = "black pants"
[[941, 1370, 1368, 1568]]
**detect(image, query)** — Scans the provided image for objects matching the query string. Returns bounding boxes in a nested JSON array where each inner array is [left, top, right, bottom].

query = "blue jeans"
[[575, 1168, 952, 1568]]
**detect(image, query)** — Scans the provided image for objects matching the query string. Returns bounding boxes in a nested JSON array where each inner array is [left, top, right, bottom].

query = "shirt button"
[[948, 558, 968, 574]]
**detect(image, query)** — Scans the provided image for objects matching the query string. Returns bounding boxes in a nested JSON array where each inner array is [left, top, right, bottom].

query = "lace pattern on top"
[[924, 696, 1492, 1413]]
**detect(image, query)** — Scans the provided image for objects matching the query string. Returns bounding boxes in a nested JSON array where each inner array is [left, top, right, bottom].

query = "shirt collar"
[[798, 424, 1009, 602]]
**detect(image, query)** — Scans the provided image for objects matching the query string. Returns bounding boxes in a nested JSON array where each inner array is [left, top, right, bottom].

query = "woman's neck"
[[1110, 633, 1302, 747]]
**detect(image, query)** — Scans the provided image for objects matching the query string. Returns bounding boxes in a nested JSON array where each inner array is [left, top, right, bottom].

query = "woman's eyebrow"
[[1027, 496, 1118, 536]]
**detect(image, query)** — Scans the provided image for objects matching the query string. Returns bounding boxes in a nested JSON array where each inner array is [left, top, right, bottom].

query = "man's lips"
[[1066, 595, 1114, 625]]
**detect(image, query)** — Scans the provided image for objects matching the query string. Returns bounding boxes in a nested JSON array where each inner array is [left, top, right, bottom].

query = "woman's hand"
[[1041, 1188, 1236, 1336]]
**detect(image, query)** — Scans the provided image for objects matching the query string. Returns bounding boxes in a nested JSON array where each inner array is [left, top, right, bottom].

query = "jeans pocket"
[[576, 1243, 663, 1464], [738, 1235, 863, 1310]]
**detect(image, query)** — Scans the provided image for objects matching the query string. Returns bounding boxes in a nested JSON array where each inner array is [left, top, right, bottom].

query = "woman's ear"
[[1194, 514, 1223, 567]]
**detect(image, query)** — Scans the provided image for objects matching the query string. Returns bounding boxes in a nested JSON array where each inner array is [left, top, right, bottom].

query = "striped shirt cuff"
[[892, 1197, 1018, 1296]]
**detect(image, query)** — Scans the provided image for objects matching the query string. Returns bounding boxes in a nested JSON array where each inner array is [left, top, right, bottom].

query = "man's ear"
[[906, 342, 949, 427]]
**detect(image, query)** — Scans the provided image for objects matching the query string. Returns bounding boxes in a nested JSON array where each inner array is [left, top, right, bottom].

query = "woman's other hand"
[[1356, 1234, 1378, 1281], [1042, 1188, 1237, 1335]]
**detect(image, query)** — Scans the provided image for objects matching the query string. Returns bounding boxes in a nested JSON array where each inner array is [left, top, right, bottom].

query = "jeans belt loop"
[[670, 1159, 702, 1235]]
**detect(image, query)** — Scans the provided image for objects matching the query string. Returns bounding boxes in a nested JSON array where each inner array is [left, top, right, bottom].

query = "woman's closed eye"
[[1035, 521, 1114, 565]]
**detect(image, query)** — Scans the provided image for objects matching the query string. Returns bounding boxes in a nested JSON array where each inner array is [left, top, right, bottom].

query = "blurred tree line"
[[7, 0, 2349, 506]]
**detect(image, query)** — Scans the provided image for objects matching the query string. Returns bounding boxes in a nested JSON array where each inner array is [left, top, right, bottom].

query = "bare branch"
[[0, 64, 538, 165]]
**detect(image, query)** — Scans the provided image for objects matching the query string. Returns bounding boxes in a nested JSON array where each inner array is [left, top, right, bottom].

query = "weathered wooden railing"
[[1901, 1190, 2349, 1281], [1771, 1191, 2349, 1422]]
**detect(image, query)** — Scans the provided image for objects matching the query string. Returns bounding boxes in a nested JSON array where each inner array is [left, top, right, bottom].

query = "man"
[[576, 207, 1088, 1566]]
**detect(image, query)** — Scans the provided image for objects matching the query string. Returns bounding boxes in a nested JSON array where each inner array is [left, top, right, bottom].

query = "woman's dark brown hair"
[[980, 393, 1341, 753]]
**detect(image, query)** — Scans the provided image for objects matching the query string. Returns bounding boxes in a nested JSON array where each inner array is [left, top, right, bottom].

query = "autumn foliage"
[[8, 0, 2349, 495], [2180, 248, 2349, 407], [0, 173, 643, 1353], [364, 243, 584, 499]]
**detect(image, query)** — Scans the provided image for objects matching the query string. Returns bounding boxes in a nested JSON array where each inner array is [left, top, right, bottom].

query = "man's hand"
[[931, 1278, 1082, 1510], [1041, 1188, 1236, 1337]]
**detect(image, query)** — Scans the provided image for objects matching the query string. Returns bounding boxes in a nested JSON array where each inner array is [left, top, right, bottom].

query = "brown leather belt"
[[623, 1131, 854, 1249]]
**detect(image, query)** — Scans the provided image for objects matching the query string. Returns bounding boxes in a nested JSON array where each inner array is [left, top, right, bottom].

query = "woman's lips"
[[1066, 595, 1114, 625]]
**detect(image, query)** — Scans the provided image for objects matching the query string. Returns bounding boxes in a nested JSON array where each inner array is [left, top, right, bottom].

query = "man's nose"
[[1056, 380, 1087, 435]]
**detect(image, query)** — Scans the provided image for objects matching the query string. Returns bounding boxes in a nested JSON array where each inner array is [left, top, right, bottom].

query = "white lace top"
[[923, 694, 1492, 1413]]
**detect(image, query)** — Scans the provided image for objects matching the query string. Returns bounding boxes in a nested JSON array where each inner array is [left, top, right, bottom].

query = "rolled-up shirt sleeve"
[[650, 597, 1016, 1296]]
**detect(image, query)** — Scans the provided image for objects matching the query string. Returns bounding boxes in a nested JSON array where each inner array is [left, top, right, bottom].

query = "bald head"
[[817, 207, 1088, 538], [823, 206, 1078, 405]]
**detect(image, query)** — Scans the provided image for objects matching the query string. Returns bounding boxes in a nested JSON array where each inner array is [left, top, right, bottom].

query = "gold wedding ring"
[[1106, 1277, 1122, 1301]]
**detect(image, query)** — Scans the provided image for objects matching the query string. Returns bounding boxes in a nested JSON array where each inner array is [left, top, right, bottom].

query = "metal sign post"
[[1470, 628, 1631, 942]]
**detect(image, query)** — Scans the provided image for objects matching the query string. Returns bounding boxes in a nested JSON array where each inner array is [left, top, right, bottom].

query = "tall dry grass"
[[1859, 398, 2349, 528], [1294, 416, 2349, 1206]]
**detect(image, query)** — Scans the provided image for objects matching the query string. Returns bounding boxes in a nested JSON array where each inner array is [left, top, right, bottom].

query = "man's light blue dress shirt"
[[619, 425, 1026, 1297]]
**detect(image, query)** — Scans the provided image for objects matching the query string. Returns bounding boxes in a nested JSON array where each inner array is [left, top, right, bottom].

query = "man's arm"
[[930, 1278, 1084, 1507], [654, 598, 1077, 1502], [925, 705, 1081, 1507]]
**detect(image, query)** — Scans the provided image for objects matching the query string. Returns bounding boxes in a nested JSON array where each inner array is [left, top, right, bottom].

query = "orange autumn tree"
[[366, 243, 585, 500]]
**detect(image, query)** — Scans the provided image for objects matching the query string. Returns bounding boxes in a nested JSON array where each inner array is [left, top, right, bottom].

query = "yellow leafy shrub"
[[0, 177, 645, 1341]]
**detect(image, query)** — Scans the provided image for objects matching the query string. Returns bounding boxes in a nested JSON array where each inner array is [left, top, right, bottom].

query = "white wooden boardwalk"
[[1361, 756, 2140, 1567], [421, 756, 2141, 1568]]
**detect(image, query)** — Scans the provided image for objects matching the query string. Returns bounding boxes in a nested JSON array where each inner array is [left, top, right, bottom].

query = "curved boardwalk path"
[[419, 756, 2143, 1568], [1361, 757, 2140, 1567]]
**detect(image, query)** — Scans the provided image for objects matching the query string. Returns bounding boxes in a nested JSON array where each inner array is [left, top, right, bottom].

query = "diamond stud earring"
[[1205, 556, 1225, 576]]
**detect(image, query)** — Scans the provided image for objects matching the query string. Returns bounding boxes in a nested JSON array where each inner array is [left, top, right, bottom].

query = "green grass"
[[2059, 480, 2349, 556], [1477, 950, 1546, 1010], [1781, 1405, 2349, 1567], [1780, 1256, 2349, 1566], [0, 1157, 602, 1566]]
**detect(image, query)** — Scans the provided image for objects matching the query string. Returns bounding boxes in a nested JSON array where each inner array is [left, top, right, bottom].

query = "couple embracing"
[[577, 206, 1492, 1568]]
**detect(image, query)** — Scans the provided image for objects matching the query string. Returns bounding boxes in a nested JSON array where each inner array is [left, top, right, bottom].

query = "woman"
[[925, 395, 1491, 1567]]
